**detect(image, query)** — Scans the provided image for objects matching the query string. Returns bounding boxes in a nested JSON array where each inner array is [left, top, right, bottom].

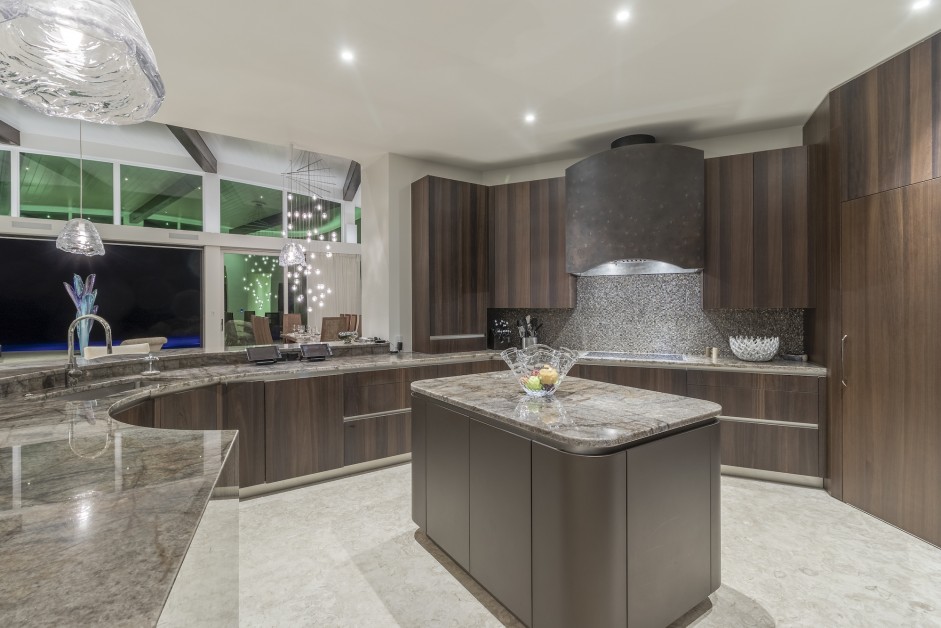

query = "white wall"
[[360, 153, 481, 350]]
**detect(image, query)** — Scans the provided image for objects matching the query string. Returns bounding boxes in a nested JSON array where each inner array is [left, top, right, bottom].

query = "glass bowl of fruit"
[[501, 344, 579, 398]]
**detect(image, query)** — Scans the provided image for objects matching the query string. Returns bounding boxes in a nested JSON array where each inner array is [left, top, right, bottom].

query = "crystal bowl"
[[501, 344, 579, 398], [729, 336, 780, 362]]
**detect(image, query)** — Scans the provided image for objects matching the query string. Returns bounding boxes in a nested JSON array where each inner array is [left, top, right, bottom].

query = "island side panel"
[[532, 442, 627, 628], [626, 422, 720, 628], [425, 402, 471, 569]]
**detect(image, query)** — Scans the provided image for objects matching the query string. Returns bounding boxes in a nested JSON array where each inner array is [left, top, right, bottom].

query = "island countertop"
[[411, 371, 722, 455]]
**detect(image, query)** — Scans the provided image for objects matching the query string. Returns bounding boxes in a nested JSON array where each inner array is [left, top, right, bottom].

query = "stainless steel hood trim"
[[574, 259, 701, 276]]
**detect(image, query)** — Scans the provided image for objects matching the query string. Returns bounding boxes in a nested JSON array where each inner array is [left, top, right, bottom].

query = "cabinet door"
[[841, 179, 941, 547], [111, 399, 154, 428], [154, 386, 221, 431], [264, 375, 344, 482], [469, 420, 532, 626], [489, 178, 575, 309], [704, 153, 754, 309], [837, 35, 941, 202], [343, 412, 411, 466], [412, 176, 489, 353], [754, 147, 812, 308], [571, 364, 687, 395], [223, 381, 266, 488], [424, 401, 470, 569]]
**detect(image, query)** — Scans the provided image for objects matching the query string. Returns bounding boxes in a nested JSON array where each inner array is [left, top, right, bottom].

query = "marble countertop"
[[412, 372, 722, 455], [576, 353, 827, 376]]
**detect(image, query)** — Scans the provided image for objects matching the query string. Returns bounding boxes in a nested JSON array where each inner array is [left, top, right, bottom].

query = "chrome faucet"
[[66, 314, 113, 386]]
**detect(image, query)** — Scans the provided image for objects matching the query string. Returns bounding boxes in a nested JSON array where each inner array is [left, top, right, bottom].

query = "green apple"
[[525, 376, 543, 391]]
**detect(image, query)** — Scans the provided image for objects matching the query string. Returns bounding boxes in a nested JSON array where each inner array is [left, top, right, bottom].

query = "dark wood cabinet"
[[704, 147, 812, 309], [570, 363, 687, 395], [111, 399, 154, 428], [468, 420, 532, 626], [424, 401, 470, 569], [840, 177, 941, 547], [154, 385, 221, 431], [704, 152, 754, 309], [264, 376, 344, 483], [489, 177, 575, 309], [223, 381, 266, 488], [344, 412, 411, 466], [838, 35, 941, 202], [412, 176, 489, 354], [686, 369, 823, 477]]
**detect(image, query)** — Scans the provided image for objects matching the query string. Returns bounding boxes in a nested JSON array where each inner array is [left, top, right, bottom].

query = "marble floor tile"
[[239, 465, 941, 628]]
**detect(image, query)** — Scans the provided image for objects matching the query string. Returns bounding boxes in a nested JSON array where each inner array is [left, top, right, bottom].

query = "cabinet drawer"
[[344, 412, 411, 466], [570, 364, 687, 395], [720, 419, 819, 477], [687, 370, 819, 393], [687, 385, 818, 425]]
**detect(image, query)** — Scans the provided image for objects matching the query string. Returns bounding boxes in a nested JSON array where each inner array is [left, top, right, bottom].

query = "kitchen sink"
[[45, 380, 148, 402]]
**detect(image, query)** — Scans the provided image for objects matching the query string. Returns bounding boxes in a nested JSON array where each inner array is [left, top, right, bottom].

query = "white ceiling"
[[134, 0, 941, 170]]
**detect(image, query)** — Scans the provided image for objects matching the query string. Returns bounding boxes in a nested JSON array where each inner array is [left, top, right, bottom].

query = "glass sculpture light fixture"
[[278, 241, 305, 267], [0, 0, 165, 124], [56, 122, 105, 256]]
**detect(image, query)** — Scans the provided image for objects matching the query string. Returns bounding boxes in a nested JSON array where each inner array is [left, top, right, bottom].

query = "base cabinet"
[[154, 385, 221, 431], [469, 421, 532, 626], [264, 376, 344, 483], [424, 403, 470, 569], [414, 394, 721, 628], [223, 381, 266, 488]]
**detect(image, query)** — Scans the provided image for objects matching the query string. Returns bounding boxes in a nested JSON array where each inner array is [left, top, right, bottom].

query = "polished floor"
[[239, 464, 941, 627]]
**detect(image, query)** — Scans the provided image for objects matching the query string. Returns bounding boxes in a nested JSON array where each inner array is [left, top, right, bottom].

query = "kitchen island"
[[411, 372, 723, 628]]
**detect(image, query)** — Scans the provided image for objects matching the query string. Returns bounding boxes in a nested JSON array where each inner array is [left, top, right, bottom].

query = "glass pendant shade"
[[56, 218, 105, 256], [0, 0, 165, 124], [278, 242, 306, 267]]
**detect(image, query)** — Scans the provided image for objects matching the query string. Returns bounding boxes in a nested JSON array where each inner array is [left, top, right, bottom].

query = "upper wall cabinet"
[[704, 146, 812, 309], [412, 176, 489, 354], [489, 177, 576, 309], [838, 34, 941, 202]]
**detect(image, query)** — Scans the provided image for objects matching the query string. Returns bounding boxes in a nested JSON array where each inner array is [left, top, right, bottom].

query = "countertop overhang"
[[411, 371, 722, 455]]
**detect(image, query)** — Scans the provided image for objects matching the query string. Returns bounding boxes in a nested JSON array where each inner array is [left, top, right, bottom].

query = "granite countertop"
[[576, 352, 827, 376], [0, 390, 237, 627], [412, 372, 722, 455]]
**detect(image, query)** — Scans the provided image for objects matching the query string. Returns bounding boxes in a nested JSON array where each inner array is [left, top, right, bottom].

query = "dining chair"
[[282, 313, 302, 333], [252, 316, 274, 344], [320, 317, 343, 341]]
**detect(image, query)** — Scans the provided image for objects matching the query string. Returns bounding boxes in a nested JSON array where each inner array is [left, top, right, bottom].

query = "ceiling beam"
[[0, 118, 20, 146], [166, 125, 217, 173], [229, 211, 282, 235], [128, 175, 202, 223], [342, 160, 361, 202]]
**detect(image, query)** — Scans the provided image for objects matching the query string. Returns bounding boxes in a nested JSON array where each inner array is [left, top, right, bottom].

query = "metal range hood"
[[565, 134, 705, 276]]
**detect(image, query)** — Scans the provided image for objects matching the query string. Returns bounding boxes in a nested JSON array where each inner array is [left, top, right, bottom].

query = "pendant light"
[[0, 0, 165, 124], [56, 122, 105, 256]]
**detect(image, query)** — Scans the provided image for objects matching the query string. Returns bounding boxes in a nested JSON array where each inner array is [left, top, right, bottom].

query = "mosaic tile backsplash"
[[491, 273, 805, 357]]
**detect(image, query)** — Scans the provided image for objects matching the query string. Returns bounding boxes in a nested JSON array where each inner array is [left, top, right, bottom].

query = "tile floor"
[[239, 464, 941, 627]]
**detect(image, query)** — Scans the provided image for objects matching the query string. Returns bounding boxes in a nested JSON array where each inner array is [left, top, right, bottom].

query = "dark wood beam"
[[229, 211, 282, 235], [0, 118, 20, 145], [166, 125, 217, 173], [128, 174, 202, 223], [342, 160, 361, 201]]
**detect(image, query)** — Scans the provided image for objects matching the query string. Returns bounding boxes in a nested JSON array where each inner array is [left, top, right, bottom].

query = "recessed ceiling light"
[[615, 9, 631, 23], [913, 0, 931, 8], [524, 112, 536, 124], [340, 49, 355, 63]]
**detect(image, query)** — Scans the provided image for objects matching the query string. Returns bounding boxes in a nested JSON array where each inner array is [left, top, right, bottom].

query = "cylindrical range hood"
[[565, 135, 705, 275]]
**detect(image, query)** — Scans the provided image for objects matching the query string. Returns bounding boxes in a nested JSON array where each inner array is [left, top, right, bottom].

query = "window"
[[0, 150, 10, 216], [20, 153, 113, 223], [220, 180, 283, 238], [354, 206, 361, 243], [287, 193, 342, 244], [121, 165, 202, 230], [223, 253, 284, 347]]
